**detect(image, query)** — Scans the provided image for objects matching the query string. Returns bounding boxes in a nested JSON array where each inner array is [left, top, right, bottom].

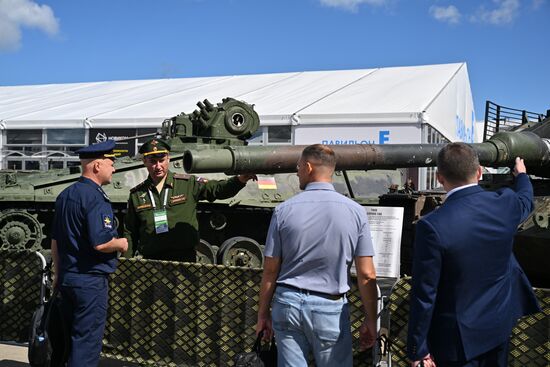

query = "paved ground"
[[0, 342, 140, 367]]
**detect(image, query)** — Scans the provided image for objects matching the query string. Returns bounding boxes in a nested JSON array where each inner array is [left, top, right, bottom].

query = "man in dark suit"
[[407, 142, 540, 367]]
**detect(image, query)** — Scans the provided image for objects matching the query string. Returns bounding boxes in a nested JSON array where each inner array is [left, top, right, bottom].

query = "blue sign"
[[379, 130, 390, 144], [321, 130, 391, 145]]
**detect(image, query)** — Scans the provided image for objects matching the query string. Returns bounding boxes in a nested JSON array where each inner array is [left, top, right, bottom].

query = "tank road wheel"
[[196, 239, 217, 265], [0, 210, 45, 251], [217, 236, 263, 268]]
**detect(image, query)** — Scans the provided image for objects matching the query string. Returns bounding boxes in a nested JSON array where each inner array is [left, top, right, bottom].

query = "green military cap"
[[139, 138, 171, 157]]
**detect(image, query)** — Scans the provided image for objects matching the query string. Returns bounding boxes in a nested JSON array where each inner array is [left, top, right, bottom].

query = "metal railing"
[[483, 101, 547, 141]]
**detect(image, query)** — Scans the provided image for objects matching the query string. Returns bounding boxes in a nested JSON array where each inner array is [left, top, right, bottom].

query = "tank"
[[2, 98, 547, 285], [0, 97, 401, 267], [184, 102, 550, 287]]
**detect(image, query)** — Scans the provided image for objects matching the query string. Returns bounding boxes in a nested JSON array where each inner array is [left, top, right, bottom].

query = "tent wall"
[[423, 63, 478, 143]]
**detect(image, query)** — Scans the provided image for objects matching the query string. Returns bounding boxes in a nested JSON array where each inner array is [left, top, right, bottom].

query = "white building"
[[0, 62, 480, 189]]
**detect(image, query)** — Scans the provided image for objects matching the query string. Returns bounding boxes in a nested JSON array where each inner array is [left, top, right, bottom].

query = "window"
[[46, 129, 86, 145], [267, 126, 291, 144], [246, 126, 292, 145], [3, 129, 86, 170], [48, 161, 64, 169], [25, 161, 40, 170], [6, 160, 22, 170], [6, 130, 41, 145]]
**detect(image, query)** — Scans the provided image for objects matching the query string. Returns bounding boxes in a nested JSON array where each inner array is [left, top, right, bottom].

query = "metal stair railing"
[[483, 101, 547, 141]]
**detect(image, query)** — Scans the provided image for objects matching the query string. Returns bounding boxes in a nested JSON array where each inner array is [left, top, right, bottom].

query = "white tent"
[[292, 63, 477, 145], [0, 63, 479, 184], [0, 62, 476, 136]]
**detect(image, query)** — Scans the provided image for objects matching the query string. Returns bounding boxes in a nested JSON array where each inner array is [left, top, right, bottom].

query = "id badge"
[[153, 209, 169, 234]]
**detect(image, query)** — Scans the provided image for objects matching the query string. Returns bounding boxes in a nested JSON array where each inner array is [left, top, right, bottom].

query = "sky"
[[0, 0, 548, 120]]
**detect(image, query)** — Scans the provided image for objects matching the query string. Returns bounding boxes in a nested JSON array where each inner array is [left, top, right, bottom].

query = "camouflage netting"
[[388, 277, 550, 367], [1, 252, 547, 367], [0, 250, 44, 342], [103, 258, 374, 366]]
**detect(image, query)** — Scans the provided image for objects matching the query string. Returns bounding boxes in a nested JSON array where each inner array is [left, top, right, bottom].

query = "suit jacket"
[[406, 173, 541, 362]]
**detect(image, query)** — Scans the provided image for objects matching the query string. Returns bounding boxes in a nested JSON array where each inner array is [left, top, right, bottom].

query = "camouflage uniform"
[[124, 170, 245, 262]]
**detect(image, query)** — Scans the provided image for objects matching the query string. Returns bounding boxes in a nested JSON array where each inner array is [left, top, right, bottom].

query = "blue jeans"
[[271, 286, 352, 367]]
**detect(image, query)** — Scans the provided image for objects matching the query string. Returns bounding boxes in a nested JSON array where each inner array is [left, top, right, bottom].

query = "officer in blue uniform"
[[51, 140, 128, 367]]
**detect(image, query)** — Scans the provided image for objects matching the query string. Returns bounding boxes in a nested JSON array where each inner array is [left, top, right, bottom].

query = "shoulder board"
[[173, 173, 192, 180], [130, 181, 148, 193]]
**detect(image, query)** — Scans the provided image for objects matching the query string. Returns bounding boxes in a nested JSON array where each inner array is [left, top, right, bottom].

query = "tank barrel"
[[185, 144, 448, 174], [184, 131, 550, 175]]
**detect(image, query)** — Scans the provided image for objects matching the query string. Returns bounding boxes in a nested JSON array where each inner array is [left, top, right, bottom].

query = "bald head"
[[81, 157, 116, 186], [80, 158, 96, 169]]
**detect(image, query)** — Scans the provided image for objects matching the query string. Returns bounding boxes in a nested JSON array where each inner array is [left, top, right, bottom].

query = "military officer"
[[124, 138, 256, 262], [51, 140, 128, 367]]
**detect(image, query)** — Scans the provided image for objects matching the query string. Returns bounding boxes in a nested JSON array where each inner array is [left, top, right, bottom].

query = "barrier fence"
[[0, 250, 44, 342], [1, 250, 548, 366], [102, 258, 375, 366], [388, 277, 550, 367]]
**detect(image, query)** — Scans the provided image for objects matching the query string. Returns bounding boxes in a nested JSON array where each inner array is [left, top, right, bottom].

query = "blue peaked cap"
[[76, 140, 117, 159]]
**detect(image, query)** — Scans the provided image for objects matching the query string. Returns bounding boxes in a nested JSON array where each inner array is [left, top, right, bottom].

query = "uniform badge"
[[170, 194, 186, 205], [102, 214, 113, 229]]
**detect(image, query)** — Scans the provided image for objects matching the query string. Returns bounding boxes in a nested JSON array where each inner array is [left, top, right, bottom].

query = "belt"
[[278, 284, 345, 300]]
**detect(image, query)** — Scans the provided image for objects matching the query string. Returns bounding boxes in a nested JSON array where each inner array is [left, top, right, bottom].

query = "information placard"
[[365, 206, 404, 278]]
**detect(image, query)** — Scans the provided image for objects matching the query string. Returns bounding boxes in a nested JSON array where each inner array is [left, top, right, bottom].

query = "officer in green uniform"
[[123, 138, 256, 262]]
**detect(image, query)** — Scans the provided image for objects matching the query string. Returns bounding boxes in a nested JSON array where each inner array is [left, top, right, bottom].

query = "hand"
[[256, 316, 273, 342], [411, 354, 436, 367], [118, 238, 129, 253], [513, 157, 527, 176], [359, 317, 377, 351], [238, 174, 258, 184]]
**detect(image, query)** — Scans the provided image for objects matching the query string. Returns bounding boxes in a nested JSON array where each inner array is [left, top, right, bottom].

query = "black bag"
[[234, 331, 277, 367], [28, 288, 57, 367], [28, 288, 70, 367]]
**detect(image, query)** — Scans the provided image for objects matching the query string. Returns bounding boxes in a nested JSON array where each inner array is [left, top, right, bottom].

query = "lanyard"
[[148, 187, 169, 209]]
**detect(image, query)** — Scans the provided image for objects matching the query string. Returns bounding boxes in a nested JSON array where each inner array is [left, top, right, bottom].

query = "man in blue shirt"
[[256, 144, 378, 367], [51, 140, 128, 367]]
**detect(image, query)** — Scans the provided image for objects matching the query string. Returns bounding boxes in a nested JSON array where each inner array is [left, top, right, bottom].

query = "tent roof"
[[0, 62, 467, 132]]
